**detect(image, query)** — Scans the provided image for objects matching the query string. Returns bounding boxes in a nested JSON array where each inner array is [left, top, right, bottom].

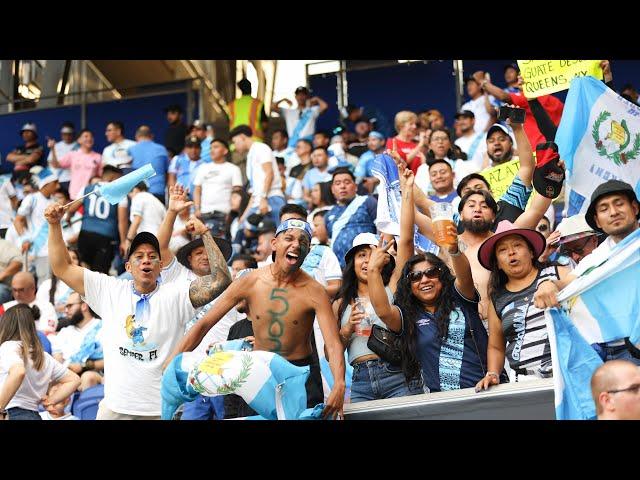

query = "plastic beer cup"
[[354, 297, 372, 337], [429, 202, 456, 247]]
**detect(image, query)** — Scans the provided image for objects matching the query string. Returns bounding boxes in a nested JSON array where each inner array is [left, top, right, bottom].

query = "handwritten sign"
[[481, 158, 520, 201], [517, 60, 604, 99]]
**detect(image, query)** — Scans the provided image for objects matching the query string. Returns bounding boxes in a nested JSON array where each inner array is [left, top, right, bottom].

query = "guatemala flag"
[[545, 228, 640, 419], [371, 153, 439, 254], [556, 76, 640, 216], [162, 340, 324, 420]]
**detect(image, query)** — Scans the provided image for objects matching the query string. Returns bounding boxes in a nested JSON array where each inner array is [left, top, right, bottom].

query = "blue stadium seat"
[[71, 384, 104, 420]]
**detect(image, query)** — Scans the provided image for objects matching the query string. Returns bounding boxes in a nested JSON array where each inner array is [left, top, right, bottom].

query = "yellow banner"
[[480, 158, 520, 201], [517, 60, 604, 99]]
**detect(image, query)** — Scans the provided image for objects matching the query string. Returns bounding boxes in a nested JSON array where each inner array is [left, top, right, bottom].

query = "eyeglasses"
[[407, 267, 442, 283], [607, 383, 640, 395], [64, 302, 82, 310]]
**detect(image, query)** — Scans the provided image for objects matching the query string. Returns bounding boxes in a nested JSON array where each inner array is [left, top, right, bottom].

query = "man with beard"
[[52, 292, 104, 391], [165, 219, 346, 419], [483, 123, 516, 168]]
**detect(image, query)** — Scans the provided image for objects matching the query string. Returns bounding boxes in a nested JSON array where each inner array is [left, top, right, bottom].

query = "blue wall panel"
[[308, 74, 340, 133], [86, 92, 187, 152], [0, 106, 81, 173]]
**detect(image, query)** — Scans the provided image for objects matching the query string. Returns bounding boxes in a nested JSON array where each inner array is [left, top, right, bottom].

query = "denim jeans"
[[181, 395, 225, 420], [0, 283, 11, 304], [201, 212, 228, 239], [593, 341, 640, 366], [245, 196, 286, 226], [7, 407, 41, 420], [350, 358, 427, 404]]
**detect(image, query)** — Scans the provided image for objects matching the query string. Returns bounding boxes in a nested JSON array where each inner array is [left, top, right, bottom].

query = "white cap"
[[344, 232, 379, 261], [557, 215, 597, 244], [20, 122, 37, 134]]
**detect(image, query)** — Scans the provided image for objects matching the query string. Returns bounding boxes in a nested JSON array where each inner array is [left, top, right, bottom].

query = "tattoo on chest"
[[267, 288, 289, 353], [458, 240, 468, 253]]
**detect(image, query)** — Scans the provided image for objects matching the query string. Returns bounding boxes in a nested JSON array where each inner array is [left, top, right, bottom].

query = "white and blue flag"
[[556, 76, 640, 216], [545, 228, 640, 420]]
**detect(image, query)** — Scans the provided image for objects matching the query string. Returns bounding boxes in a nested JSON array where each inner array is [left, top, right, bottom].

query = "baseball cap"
[[454, 110, 475, 119], [294, 86, 310, 95], [184, 135, 201, 147], [257, 217, 277, 235], [190, 119, 205, 130], [20, 122, 37, 135], [30, 166, 58, 189], [60, 125, 74, 134], [486, 123, 512, 139], [164, 104, 183, 114], [533, 142, 565, 199], [369, 131, 385, 141], [127, 232, 161, 260]]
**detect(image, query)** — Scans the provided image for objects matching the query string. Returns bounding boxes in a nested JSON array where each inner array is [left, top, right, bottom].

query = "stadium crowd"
[[0, 59, 639, 421]]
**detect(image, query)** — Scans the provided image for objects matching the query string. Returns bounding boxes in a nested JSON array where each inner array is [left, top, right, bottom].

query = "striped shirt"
[[492, 265, 559, 377]]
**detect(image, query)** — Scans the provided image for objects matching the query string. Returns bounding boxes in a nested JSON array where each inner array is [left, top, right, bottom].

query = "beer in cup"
[[429, 202, 456, 248]]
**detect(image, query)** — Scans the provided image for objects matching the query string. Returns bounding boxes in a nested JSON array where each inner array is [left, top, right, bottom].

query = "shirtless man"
[[165, 219, 346, 419]]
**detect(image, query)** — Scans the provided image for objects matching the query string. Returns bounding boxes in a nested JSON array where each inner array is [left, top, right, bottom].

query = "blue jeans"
[[181, 395, 225, 420], [350, 358, 426, 404], [7, 407, 41, 420], [245, 196, 286, 226], [0, 283, 11, 304], [593, 341, 640, 366]]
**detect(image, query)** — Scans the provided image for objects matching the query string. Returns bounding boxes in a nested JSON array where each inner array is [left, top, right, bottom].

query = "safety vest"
[[229, 95, 264, 140]]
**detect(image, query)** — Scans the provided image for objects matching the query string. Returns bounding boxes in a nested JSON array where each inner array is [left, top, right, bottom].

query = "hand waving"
[[168, 183, 194, 214]]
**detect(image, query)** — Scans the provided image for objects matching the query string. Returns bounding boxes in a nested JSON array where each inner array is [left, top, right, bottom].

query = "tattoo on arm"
[[188, 233, 232, 308], [267, 288, 289, 353]]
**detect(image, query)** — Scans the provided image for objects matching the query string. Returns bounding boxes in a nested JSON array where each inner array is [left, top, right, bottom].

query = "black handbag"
[[367, 324, 403, 366]]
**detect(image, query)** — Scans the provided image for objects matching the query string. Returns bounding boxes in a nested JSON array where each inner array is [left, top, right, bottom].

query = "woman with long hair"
[[475, 220, 571, 391], [334, 168, 425, 403], [368, 165, 489, 393], [0, 304, 80, 420], [310, 181, 335, 210], [37, 247, 80, 322]]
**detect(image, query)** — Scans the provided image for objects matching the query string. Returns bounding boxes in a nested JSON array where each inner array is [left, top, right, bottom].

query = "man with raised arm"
[[43, 200, 232, 420], [165, 219, 346, 419]]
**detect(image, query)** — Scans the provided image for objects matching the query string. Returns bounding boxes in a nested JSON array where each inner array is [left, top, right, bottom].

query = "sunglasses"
[[607, 383, 640, 395], [536, 224, 549, 232], [408, 266, 442, 283]]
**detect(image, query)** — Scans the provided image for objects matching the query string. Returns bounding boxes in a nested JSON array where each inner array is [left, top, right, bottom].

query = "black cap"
[[256, 217, 277, 235], [164, 104, 183, 114], [532, 142, 565, 200], [176, 234, 232, 269], [294, 86, 310, 95], [184, 135, 201, 147], [585, 180, 640, 232], [504, 63, 520, 73], [454, 110, 475, 119], [128, 232, 161, 260]]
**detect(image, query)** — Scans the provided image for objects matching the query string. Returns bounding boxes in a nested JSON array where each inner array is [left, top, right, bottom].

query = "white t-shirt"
[[0, 340, 67, 411], [247, 142, 284, 207], [82, 269, 196, 416], [454, 132, 486, 170], [50, 317, 101, 366], [461, 95, 497, 134], [309, 246, 342, 286], [40, 411, 78, 420], [47, 141, 77, 183], [0, 177, 17, 229], [193, 161, 243, 214], [36, 277, 74, 311], [102, 139, 136, 169], [415, 157, 472, 196], [2, 299, 58, 335], [16, 192, 55, 257], [281, 105, 321, 140], [572, 236, 617, 278], [161, 258, 242, 354], [130, 192, 167, 235]]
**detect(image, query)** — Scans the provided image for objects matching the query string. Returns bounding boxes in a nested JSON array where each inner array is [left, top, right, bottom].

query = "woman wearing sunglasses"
[[334, 168, 425, 403], [367, 166, 490, 393]]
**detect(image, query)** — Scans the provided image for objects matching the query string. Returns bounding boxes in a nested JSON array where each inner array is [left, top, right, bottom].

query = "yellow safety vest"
[[229, 95, 264, 140]]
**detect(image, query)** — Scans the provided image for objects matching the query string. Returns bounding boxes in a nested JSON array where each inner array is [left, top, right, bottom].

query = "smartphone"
[[498, 106, 525, 124]]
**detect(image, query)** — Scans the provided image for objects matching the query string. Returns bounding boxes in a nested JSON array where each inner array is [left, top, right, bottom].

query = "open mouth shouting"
[[285, 251, 300, 266]]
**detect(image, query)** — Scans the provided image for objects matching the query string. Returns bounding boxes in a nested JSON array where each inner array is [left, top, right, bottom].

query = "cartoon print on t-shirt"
[[121, 314, 158, 358]]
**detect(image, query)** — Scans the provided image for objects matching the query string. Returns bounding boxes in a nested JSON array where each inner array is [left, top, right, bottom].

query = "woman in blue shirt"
[[368, 164, 489, 393]]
